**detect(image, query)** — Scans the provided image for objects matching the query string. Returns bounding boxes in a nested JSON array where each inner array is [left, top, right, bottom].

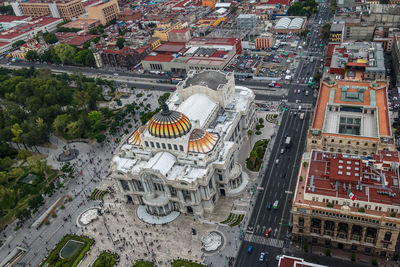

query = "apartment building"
[[87, 0, 120, 25], [13, 0, 84, 20], [292, 150, 400, 258], [153, 21, 183, 42]]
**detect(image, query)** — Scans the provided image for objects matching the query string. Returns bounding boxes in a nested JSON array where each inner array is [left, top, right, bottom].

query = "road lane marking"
[[277, 111, 309, 238]]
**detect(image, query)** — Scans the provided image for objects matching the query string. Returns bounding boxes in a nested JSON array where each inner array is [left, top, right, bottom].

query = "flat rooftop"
[[184, 71, 228, 90], [301, 150, 400, 207], [312, 80, 390, 138]]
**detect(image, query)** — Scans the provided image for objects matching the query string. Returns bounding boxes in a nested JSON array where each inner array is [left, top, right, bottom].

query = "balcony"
[[323, 230, 334, 237], [143, 192, 169, 207], [310, 227, 321, 235], [336, 233, 348, 240], [365, 237, 376, 244], [350, 234, 361, 242]]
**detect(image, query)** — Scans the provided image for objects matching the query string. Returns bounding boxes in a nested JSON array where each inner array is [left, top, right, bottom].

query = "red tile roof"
[[142, 54, 173, 62], [0, 15, 28, 22], [0, 17, 61, 40], [154, 42, 186, 53], [304, 150, 400, 206]]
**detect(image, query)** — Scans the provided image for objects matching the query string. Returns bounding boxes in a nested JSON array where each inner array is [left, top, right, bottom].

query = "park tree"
[[116, 38, 125, 49], [54, 44, 76, 63], [321, 24, 331, 40], [12, 40, 25, 49], [25, 50, 38, 61], [52, 114, 71, 136], [43, 33, 58, 44], [11, 123, 23, 149]]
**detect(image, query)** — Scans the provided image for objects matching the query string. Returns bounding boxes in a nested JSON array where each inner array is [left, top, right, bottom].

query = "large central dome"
[[148, 103, 192, 138]]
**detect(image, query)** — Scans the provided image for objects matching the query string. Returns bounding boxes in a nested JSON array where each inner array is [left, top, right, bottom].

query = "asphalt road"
[[235, 107, 311, 267], [235, 1, 328, 266]]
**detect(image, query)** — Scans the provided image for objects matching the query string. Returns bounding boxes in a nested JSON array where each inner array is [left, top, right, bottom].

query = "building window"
[[179, 145, 184, 151], [331, 139, 334, 143], [299, 217, 304, 226], [156, 143, 160, 148], [145, 141, 149, 146], [364, 142, 368, 146], [168, 144, 172, 149], [174, 144, 178, 150], [384, 231, 392, 241], [348, 141, 351, 144]]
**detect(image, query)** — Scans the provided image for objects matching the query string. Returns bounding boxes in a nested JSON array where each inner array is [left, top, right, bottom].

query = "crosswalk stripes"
[[244, 233, 284, 248]]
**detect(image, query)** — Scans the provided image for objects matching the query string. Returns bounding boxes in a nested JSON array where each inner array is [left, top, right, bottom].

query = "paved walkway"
[[136, 205, 180, 225]]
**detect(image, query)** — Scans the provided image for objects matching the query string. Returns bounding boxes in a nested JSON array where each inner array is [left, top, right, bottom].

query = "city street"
[[235, 107, 311, 267]]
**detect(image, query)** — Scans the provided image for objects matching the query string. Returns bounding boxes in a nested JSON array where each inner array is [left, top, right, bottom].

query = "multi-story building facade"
[[391, 34, 400, 86], [292, 150, 400, 258], [325, 42, 386, 81], [202, 0, 216, 10], [110, 70, 256, 217], [141, 37, 242, 74], [307, 79, 395, 155], [13, 0, 84, 20], [237, 14, 257, 29], [87, 0, 120, 25], [153, 21, 183, 42], [329, 23, 344, 43]]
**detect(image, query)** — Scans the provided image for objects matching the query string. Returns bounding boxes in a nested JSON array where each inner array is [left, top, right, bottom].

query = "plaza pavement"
[[0, 89, 162, 266]]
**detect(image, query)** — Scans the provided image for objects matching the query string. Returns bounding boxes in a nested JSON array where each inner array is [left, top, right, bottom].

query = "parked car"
[[259, 252, 265, 262], [248, 245, 253, 254]]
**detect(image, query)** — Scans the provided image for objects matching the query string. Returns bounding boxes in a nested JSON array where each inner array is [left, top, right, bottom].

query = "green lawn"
[[92, 252, 118, 267], [172, 259, 205, 267], [133, 261, 154, 267], [39, 235, 93, 267]]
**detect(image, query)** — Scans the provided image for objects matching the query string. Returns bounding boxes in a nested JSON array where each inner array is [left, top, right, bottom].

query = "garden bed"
[[220, 213, 245, 227], [246, 139, 269, 171], [92, 251, 118, 267], [90, 189, 107, 201], [172, 259, 205, 267], [39, 234, 93, 267]]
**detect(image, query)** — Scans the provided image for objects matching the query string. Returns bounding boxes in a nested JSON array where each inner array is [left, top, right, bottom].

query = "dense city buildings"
[[12, 0, 84, 20], [0, 15, 61, 53], [110, 70, 255, 217], [307, 78, 395, 155], [141, 37, 242, 74], [325, 42, 386, 81], [86, 0, 120, 25], [292, 150, 400, 258], [237, 14, 257, 29], [391, 33, 400, 87]]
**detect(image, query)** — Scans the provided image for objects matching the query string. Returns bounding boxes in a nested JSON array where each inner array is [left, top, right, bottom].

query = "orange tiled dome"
[[148, 103, 192, 138], [128, 125, 146, 145], [188, 129, 219, 153]]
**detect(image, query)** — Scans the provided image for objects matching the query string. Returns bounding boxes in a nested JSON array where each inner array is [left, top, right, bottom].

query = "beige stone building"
[[153, 21, 183, 42], [292, 150, 400, 259], [87, 0, 120, 25], [17, 0, 84, 20], [307, 79, 396, 155], [110, 71, 256, 218]]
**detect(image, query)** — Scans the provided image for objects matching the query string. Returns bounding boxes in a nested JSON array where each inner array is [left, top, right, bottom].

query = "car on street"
[[280, 148, 284, 154], [170, 87, 175, 91], [265, 229, 271, 238], [248, 245, 253, 254], [259, 252, 265, 262], [275, 159, 279, 165], [113, 73, 119, 76], [267, 202, 272, 209], [273, 200, 279, 209]]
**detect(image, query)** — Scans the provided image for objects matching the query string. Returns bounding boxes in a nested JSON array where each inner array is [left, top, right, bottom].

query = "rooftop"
[[184, 71, 228, 91], [301, 150, 400, 207], [312, 79, 390, 138], [278, 255, 327, 267]]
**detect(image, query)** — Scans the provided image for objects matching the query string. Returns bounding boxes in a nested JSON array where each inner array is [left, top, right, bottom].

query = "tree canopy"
[[287, 0, 318, 17]]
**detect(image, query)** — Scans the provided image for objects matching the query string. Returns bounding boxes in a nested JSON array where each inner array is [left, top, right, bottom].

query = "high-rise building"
[[87, 0, 120, 25], [292, 150, 400, 258], [13, 0, 84, 20]]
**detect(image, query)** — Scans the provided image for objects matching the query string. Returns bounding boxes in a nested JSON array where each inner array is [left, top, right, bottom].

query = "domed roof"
[[148, 103, 192, 138], [128, 125, 146, 145], [188, 129, 219, 153]]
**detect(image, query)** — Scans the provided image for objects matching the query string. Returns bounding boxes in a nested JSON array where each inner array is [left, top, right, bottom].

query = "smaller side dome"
[[188, 129, 219, 153], [128, 125, 146, 145]]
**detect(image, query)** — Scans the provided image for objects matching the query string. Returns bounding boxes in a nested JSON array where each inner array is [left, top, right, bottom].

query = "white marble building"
[[110, 70, 256, 218]]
